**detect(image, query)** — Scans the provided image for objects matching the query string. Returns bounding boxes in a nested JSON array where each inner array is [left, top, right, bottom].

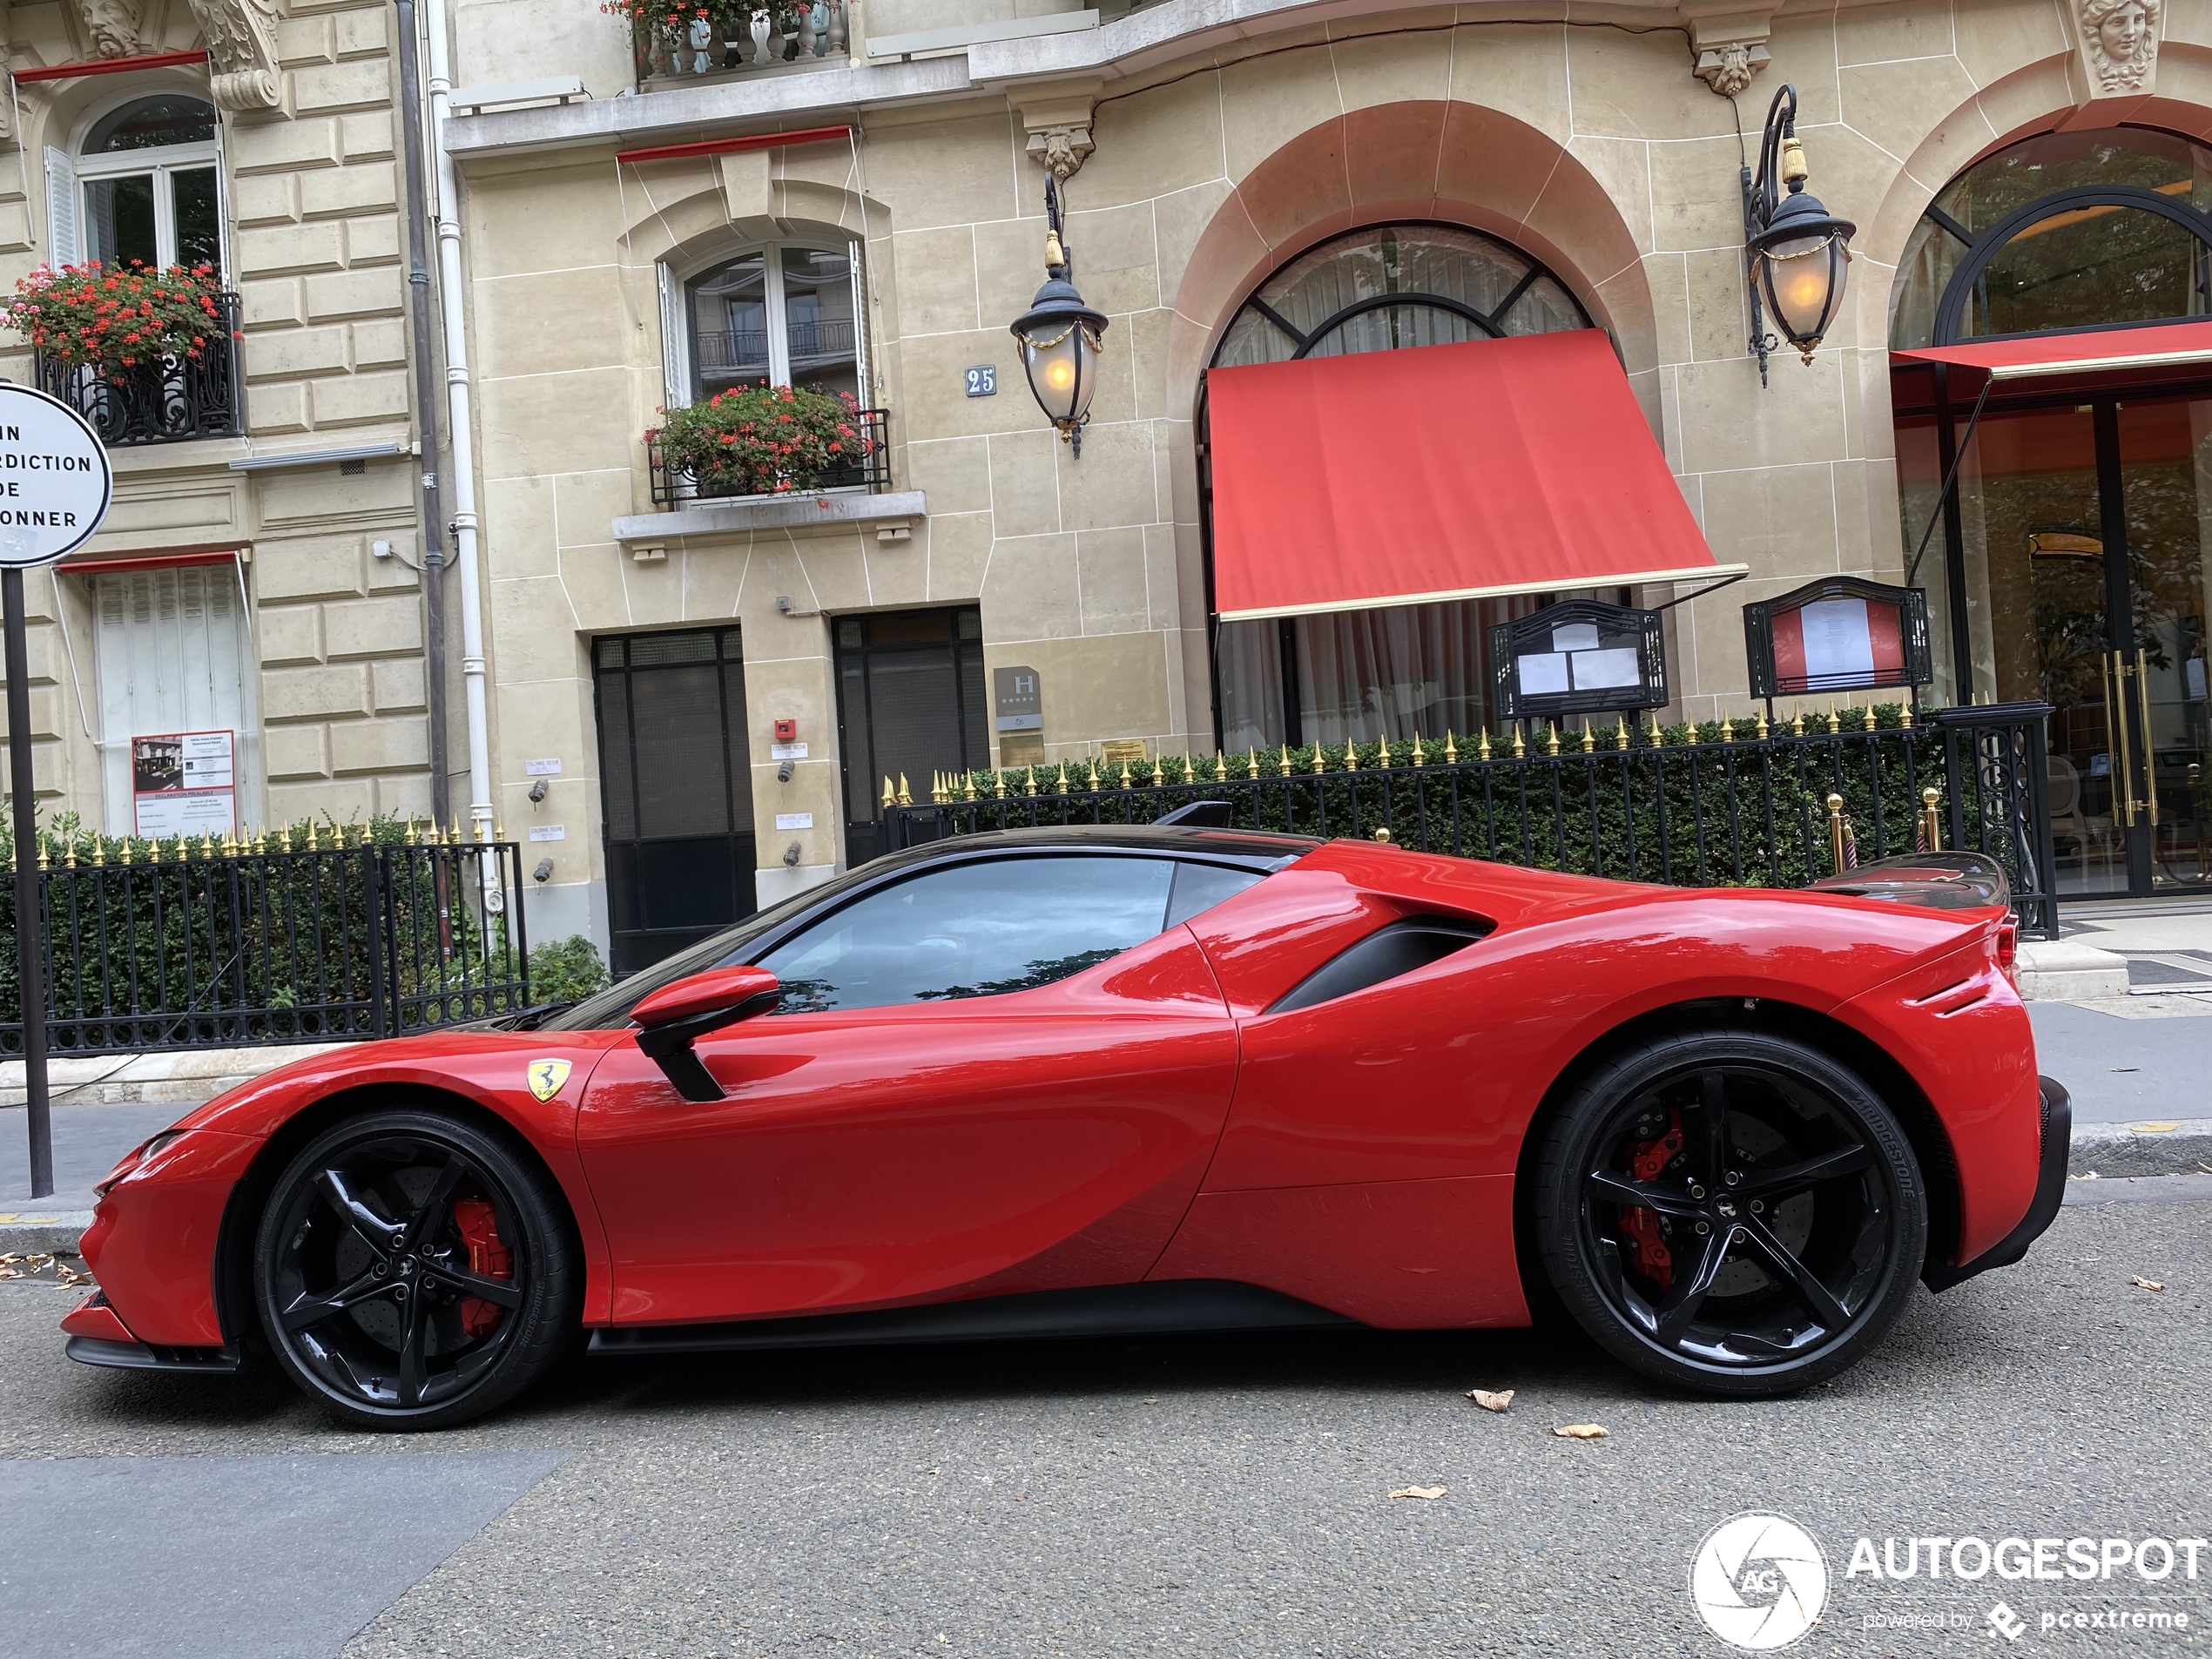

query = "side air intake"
[[1266, 916, 1493, 1015]]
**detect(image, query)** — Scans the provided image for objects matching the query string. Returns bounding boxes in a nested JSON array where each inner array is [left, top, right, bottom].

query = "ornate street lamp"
[[1743, 84, 1855, 385], [1009, 173, 1108, 455]]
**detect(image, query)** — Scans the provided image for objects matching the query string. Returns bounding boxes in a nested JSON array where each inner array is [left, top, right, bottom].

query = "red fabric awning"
[[1890, 320, 2212, 405], [1205, 332, 1731, 623]]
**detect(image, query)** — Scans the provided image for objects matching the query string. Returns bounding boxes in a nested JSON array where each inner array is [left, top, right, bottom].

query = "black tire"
[[1533, 1027, 1925, 1397], [253, 1109, 577, 1430]]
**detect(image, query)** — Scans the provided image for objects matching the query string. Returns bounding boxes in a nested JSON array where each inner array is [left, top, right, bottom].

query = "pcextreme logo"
[[1689, 1512, 1831, 1651]]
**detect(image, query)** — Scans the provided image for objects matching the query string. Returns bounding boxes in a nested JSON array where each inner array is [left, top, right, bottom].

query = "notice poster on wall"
[[133, 729, 237, 839], [1771, 597, 1904, 692]]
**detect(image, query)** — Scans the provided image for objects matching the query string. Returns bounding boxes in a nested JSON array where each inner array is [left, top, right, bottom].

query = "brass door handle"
[[2137, 647, 2159, 828], [2107, 651, 2136, 826]]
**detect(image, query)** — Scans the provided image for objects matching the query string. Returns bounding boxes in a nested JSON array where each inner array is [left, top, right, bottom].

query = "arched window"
[[1204, 225, 1602, 752], [1213, 224, 1588, 368], [667, 239, 866, 406], [51, 93, 223, 274], [1890, 128, 2212, 348]]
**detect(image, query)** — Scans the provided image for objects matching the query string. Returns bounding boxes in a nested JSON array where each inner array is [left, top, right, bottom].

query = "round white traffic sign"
[[0, 381, 112, 569]]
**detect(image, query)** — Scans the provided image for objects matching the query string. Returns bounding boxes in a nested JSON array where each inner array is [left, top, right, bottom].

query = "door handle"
[[2105, 651, 2136, 826], [2137, 647, 2159, 828]]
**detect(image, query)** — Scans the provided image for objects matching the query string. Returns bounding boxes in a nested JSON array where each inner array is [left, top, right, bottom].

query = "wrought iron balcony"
[[33, 291, 245, 447], [648, 406, 890, 507]]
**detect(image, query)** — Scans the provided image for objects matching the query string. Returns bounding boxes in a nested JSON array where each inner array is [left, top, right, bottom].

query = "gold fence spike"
[[1862, 704, 1878, 732], [35, 839, 47, 871], [1617, 716, 1631, 751], [1275, 748, 1291, 777], [1024, 767, 1037, 797], [118, 837, 132, 866], [495, 822, 506, 844], [1343, 738, 1359, 772], [1720, 717, 1733, 743], [1056, 761, 1070, 794], [962, 772, 977, 802], [1791, 708, 1805, 738], [1544, 723, 1559, 757], [1087, 759, 1101, 792], [1216, 752, 1229, 782], [898, 773, 914, 807], [881, 775, 896, 809], [1181, 753, 1196, 785], [1826, 703, 1841, 734], [1755, 710, 1770, 740], [1898, 701, 1914, 730], [1581, 720, 1595, 754], [148, 838, 161, 866], [91, 837, 104, 867], [62, 836, 76, 869], [1119, 759, 1133, 789], [1310, 744, 1325, 775], [223, 829, 239, 857], [1445, 730, 1460, 764], [988, 769, 1002, 800], [1377, 734, 1393, 769], [1245, 749, 1259, 780], [1509, 727, 1523, 759]]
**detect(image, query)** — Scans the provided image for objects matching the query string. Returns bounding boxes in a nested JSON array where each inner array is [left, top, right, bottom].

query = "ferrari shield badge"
[[527, 1058, 572, 1103]]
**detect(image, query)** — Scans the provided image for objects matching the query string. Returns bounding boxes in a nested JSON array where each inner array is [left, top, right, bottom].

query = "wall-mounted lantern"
[[1008, 173, 1108, 456], [1743, 83, 1856, 385]]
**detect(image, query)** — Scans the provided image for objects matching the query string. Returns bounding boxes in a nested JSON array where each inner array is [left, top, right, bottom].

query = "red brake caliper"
[[451, 1196, 513, 1340], [1620, 1110, 1684, 1293]]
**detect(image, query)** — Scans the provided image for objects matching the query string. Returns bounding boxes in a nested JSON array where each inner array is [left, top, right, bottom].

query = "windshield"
[[542, 863, 881, 1030]]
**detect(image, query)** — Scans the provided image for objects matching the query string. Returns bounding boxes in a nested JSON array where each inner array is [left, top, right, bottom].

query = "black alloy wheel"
[[254, 1109, 577, 1430], [1534, 1028, 1925, 1396]]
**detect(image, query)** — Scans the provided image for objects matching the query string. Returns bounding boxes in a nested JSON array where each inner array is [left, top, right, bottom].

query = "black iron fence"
[[0, 825, 531, 1057], [647, 407, 892, 506], [885, 700, 2060, 937], [34, 292, 246, 447]]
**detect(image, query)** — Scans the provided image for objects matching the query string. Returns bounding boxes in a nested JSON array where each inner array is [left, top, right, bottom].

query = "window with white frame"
[[664, 240, 868, 408], [45, 93, 224, 274], [91, 563, 262, 838]]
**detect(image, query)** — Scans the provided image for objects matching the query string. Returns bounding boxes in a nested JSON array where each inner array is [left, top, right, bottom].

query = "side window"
[[1165, 862, 1264, 928], [759, 856, 1175, 1014]]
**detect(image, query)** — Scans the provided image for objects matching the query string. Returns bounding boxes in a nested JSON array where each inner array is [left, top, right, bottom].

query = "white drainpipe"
[[420, 0, 493, 838]]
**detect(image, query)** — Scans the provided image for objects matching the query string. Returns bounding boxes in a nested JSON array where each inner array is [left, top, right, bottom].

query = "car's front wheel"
[[1533, 1028, 1926, 1396], [253, 1109, 577, 1429]]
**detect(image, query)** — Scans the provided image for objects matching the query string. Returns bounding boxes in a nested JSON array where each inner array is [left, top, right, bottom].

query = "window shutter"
[[44, 147, 78, 268], [658, 263, 689, 408]]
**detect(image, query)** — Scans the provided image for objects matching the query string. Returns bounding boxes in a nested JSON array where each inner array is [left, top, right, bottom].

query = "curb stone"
[[2069, 1118, 2212, 1179], [0, 1212, 89, 1256]]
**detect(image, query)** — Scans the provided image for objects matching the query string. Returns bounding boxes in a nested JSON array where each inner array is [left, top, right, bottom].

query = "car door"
[[575, 853, 1249, 1326]]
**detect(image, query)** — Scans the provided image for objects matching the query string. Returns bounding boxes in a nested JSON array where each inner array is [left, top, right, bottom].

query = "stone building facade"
[[10, 0, 2212, 968], [1, 0, 431, 841]]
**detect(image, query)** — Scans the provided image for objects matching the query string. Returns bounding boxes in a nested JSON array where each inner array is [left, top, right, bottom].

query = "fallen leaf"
[[0, 1267, 17, 1280], [1387, 1486, 1447, 1501], [1554, 1423, 1609, 1440], [1466, 1388, 1514, 1413], [2131, 1277, 2166, 1292]]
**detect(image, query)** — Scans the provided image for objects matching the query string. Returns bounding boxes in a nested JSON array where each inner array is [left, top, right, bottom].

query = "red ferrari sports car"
[[61, 821, 2067, 1428]]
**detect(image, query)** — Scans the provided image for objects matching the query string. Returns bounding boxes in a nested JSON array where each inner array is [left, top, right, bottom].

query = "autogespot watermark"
[[1687, 1516, 2207, 1650]]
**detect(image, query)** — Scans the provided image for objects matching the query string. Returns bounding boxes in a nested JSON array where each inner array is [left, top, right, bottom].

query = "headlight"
[[91, 1129, 191, 1198]]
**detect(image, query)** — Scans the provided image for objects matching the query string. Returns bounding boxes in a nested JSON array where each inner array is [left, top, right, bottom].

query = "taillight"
[[1993, 921, 2019, 988]]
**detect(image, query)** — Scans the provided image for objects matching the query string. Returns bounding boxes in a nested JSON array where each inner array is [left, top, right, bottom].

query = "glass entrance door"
[[2116, 401, 2212, 889], [1951, 395, 2212, 896]]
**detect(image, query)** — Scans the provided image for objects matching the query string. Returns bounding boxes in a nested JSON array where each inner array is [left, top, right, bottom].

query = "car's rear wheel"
[[253, 1109, 576, 1430], [1533, 1028, 1925, 1396]]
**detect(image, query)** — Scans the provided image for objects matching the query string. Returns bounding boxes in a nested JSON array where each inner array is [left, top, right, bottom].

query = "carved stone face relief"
[[2078, 0, 2161, 93], [71, 0, 144, 58]]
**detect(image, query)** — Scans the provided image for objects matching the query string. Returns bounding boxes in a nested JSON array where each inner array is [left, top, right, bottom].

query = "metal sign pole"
[[4, 566, 51, 1197], [0, 380, 116, 1203]]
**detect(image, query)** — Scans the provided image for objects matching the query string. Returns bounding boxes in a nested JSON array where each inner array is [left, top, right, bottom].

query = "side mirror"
[[632, 965, 781, 1102]]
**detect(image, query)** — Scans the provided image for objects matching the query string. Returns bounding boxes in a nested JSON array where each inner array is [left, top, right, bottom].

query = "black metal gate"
[[593, 627, 759, 976]]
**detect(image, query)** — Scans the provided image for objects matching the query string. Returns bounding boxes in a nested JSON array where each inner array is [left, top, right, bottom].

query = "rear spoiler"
[[1804, 851, 2009, 913]]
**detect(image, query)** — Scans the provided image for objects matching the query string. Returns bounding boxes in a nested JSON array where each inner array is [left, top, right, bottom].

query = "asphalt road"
[[2, 1192, 2208, 1658]]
